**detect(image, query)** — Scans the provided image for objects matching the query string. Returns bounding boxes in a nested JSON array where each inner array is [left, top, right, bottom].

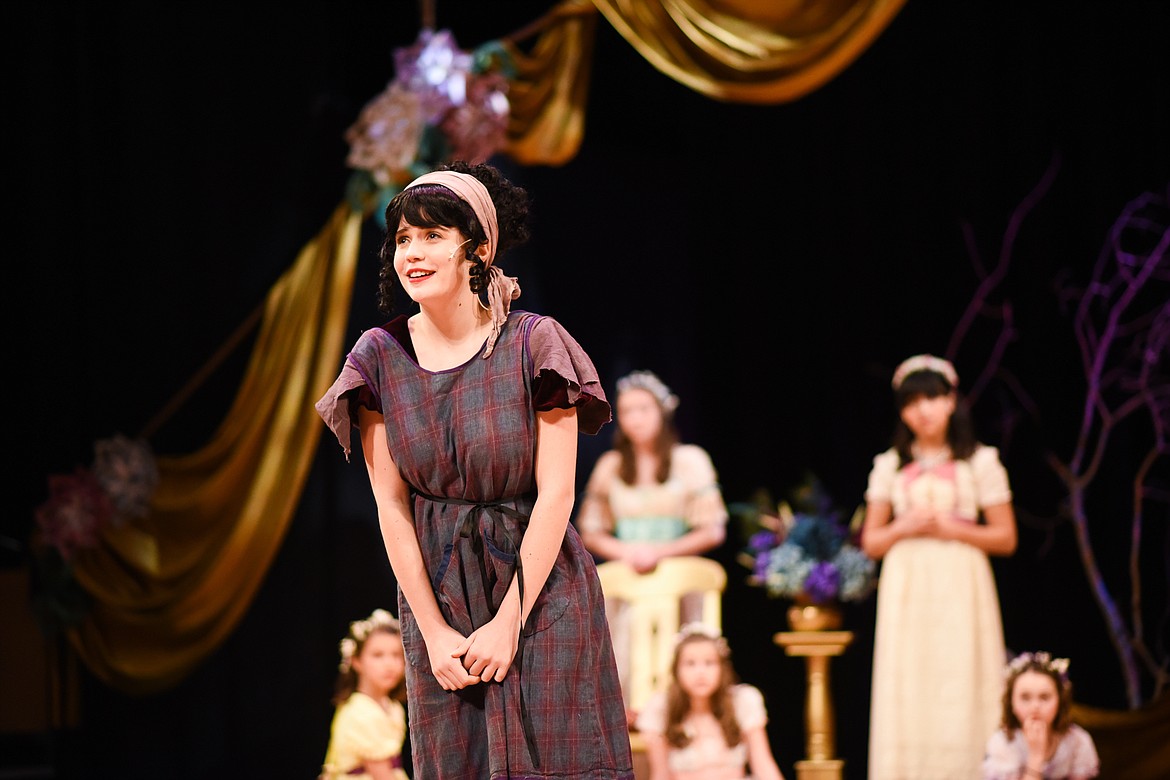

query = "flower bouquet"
[[735, 473, 876, 605]]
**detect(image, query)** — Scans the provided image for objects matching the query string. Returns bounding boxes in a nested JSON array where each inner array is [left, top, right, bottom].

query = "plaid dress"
[[317, 311, 633, 780]]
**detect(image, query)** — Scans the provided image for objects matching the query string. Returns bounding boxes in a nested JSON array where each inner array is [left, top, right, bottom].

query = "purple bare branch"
[[947, 153, 1060, 361]]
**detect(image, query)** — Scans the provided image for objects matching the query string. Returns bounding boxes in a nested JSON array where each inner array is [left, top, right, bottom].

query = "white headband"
[[891, 354, 958, 390]]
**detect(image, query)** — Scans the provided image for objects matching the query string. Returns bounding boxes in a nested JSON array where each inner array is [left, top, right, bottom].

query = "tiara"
[[616, 370, 679, 413], [674, 622, 729, 657], [891, 354, 959, 390], [339, 608, 400, 672], [1004, 651, 1070, 680]]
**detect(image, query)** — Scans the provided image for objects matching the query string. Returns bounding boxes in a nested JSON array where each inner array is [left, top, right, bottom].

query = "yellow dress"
[[866, 445, 1012, 780], [320, 692, 408, 780]]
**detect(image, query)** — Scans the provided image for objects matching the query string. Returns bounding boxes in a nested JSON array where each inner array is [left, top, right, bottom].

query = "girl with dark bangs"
[[862, 355, 1018, 780]]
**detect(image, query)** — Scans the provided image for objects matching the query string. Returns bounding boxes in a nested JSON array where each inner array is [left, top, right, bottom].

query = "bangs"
[[895, 371, 953, 406], [387, 185, 472, 231]]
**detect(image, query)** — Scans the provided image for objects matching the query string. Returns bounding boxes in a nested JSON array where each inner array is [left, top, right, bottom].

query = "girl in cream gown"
[[861, 355, 1018, 780]]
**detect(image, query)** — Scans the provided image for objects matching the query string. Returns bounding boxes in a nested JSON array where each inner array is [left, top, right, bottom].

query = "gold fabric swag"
[[65, 0, 905, 693], [69, 204, 363, 693]]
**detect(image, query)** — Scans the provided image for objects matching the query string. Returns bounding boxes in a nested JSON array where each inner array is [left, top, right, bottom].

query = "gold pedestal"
[[793, 759, 845, 780], [774, 630, 854, 780]]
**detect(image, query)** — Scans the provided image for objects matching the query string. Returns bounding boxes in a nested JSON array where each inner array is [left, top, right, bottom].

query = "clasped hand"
[[449, 615, 520, 687], [895, 506, 962, 540], [621, 543, 663, 574]]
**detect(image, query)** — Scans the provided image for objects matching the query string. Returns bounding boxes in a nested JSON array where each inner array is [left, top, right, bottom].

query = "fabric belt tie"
[[413, 490, 540, 768]]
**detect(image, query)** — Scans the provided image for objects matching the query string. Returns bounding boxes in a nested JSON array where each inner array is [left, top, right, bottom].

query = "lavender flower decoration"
[[393, 29, 473, 123]]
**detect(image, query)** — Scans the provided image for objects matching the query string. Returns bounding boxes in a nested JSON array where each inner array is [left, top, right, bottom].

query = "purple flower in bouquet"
[[803, 561, 840, 604]]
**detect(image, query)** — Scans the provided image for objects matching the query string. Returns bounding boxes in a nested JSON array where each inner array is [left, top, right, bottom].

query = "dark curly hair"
[[375, 161, 531, 315], [889, 369, 977, 464]]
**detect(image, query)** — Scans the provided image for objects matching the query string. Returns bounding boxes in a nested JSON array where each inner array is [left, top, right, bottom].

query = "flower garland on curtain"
[[31, 435, 158, 630], [342, 28, 514, 224]]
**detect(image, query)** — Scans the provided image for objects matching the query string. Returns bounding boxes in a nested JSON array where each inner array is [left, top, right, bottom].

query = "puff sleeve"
[[634, 691, 668, 736], [970, 445, 1012, 507], [674, 445, 729, 529], [732, 684, 769, 731], [865, 448, 901, 504]]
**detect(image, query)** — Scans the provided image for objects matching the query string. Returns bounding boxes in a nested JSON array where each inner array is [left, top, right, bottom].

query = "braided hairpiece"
[[674, 622, 730, 658], [891, 354, 959, 391], [617, 370, 680, 413], [1004, 650, 1070, 681], [338, 608, 400, 672]]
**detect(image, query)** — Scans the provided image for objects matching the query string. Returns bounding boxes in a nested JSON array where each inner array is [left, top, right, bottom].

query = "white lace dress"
[[866, 445, 1013, 780]]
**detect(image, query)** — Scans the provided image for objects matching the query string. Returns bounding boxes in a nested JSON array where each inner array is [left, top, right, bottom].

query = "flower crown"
[[616, 370, 679, 413], [338, 608, 400, 672], [674, 622, 729, 658], [1004, 651, 1070, 681], [891, 354, 959, 391]]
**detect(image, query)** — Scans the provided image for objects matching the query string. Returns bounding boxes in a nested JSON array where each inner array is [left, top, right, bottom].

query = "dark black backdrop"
[[11, 1, 1169, 778]]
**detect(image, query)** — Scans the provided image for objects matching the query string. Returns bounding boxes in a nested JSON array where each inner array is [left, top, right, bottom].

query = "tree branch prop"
[[1049, 185, 1169, 706], [950, 161, 1168, 708]]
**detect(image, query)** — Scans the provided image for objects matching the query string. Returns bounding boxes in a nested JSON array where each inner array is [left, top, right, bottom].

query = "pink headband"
[[892, 354, 958, 390], [405, 170, 498, 268]]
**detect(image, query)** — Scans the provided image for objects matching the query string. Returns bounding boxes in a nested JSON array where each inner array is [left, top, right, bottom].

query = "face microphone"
[[449, 238, 472, 260]]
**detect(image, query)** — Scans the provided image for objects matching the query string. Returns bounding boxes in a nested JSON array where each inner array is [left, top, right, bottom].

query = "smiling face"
[[393, 218, 474, 305], [1011, 670, 1060, 729]]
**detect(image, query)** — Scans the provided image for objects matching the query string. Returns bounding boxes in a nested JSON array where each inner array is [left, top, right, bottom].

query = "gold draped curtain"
[[67, 0, 906, 693], [503, 0, 908, 163], [69, 204, 364, 693]]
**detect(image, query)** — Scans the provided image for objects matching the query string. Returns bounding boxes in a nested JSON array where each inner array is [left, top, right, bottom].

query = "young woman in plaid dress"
[[316, 162, 633, 779]]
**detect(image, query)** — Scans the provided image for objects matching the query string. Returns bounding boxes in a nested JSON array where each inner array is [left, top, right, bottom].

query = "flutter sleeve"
[[865, 448, 901, 504], [528, 316, 611, 435], [732, 684, 769, 731], [674, 445, 729, 529], [971, 445, 1012, 507], [314, 329, 386, 460]]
